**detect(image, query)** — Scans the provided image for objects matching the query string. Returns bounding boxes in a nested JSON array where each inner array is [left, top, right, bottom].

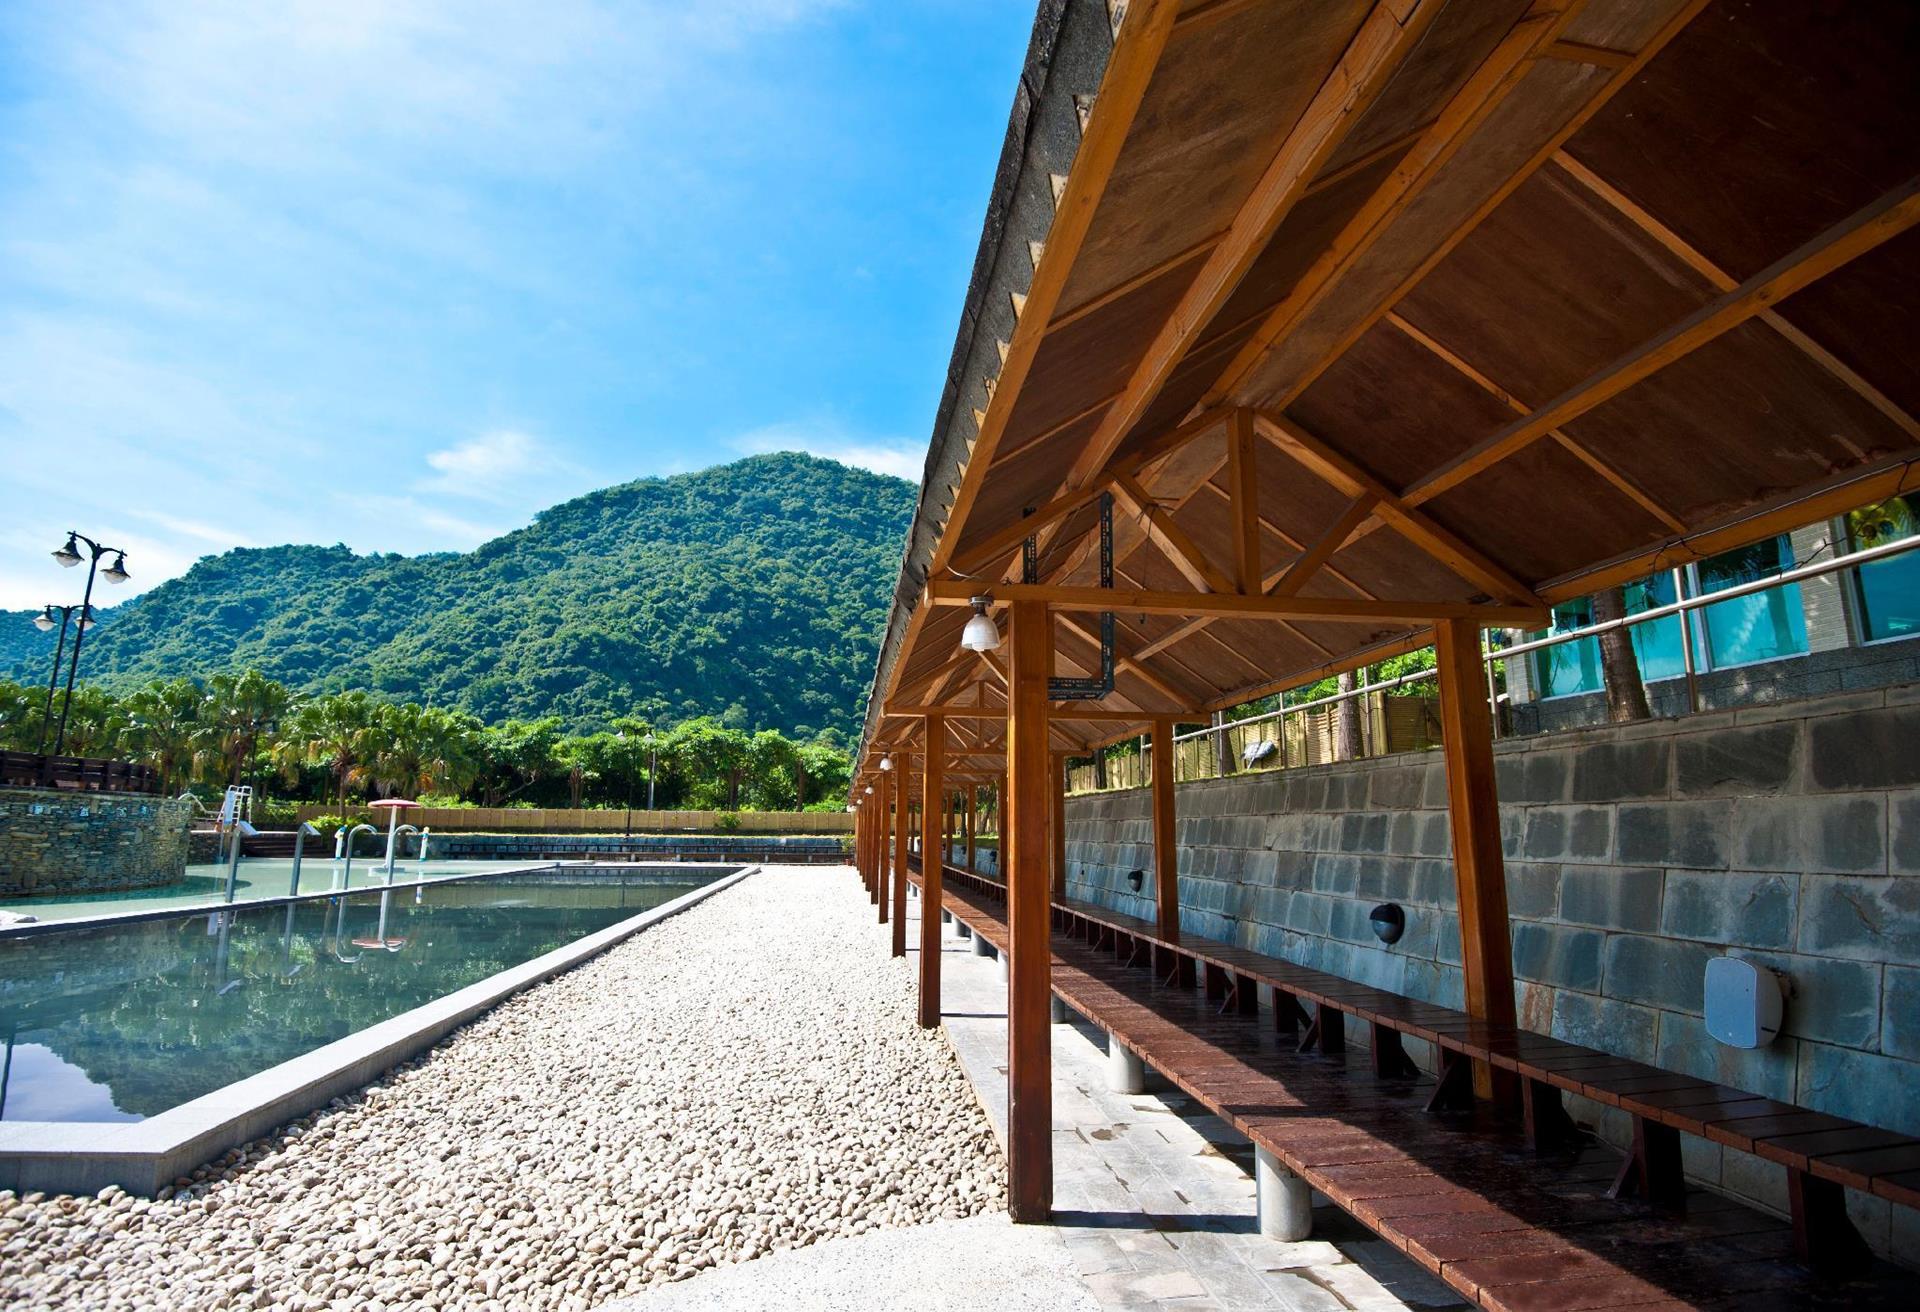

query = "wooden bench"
[[908, 860, 1915, 1309]]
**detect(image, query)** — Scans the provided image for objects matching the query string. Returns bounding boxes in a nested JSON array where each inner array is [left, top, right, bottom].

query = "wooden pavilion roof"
[[857, 0, 1920, 770]]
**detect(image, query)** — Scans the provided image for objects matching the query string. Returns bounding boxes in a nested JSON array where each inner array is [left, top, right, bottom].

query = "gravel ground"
[[0, 868, 1004, 1311]]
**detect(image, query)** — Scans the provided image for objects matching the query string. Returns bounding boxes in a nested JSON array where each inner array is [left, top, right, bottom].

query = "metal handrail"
[[1168, 531, 1920, 749]]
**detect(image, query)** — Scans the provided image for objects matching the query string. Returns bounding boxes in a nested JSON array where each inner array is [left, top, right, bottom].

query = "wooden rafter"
[[1271, 492, 1379, 596], [1550, 151, 1920, 447], [931, 0, 1182, 575], [1383, 310, 1686, 532], [1111, 472, 1235, 594], [1253, 411, 1543, 604], [1053, 611, 1199, 710], [931, 578, 1546, 627], [1198, 0, 1600, 414], [1403, 175, 1920, 508], [1053, 0, 1446, 504]]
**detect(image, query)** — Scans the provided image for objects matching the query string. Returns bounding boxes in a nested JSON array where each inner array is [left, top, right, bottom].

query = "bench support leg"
[[1608, 1116, 1686, 1215], [1051, 994, 1069, 1024], [1370, 1025, 1421, 1080], [941, 909, 952, 925], [957, 920, 972, 941], [1269, 988, 1309, 1044], [1787, 1169, 1870, 1275], [1204, 962, 1229, 1004], [1425, 1049, 1475, 1114], [970, 931, 992, 956], [1256, 1146, 1312, 1241], [1522, 1076, 1579, 1153], [1107, 1031, 1145, 1094], [1301, 1004, 1344, 1055]]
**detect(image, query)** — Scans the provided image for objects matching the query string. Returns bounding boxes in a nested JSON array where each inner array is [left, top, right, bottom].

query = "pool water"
[[0, 870, 718, 1123]]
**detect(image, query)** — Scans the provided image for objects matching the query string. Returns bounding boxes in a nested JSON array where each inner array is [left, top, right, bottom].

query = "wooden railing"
[[0, 751, 163, 794]]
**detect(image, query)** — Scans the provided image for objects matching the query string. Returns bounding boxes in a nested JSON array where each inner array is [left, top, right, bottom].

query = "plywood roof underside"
[[864, 0, 1920, 763]]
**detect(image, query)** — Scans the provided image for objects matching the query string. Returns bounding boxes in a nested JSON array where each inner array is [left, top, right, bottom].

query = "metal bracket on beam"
[[1032, 492, 1115, 702]]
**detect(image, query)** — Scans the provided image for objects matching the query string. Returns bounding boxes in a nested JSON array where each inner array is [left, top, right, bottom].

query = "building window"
[[1528, 574, 1685, 698], [1690, 534, 1807, 669], [1847, 495, 1920, 643]]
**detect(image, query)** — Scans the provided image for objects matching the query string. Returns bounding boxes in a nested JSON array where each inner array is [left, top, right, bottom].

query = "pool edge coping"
[[0, 864, 760, 1197]]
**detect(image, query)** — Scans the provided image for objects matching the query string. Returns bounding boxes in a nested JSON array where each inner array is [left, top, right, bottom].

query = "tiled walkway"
[[903, 883, 1465, 1312]]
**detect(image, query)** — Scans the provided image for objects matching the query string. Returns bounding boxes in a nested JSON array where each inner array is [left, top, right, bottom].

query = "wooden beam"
[[1404, 176, 1920, 508], [1254, 411, 1543, 604], [950, 477, 1116, 580], [886, 704, 1151, 722], [919, 716, 944, 1029], [1550, 151, 1920, 448], [1005, 599, 1054, 1222], [931, 579, 1547, 627], [931, 0, 1182, 574], [1200, 0, 1598, 413], [1227, 408, 1261, 592], [1151, 718, 1179, 944], [1055, 0, 1446, 503], [1383, 310, 1686, 532], [891, 749, 912, 957], [1540, 39, 1632, 69], [1270, 492, 1379, 596], [1434, 618, 1516, 1104], [1111, 471, 1236, 593], [1052, 613, 1200, 710]]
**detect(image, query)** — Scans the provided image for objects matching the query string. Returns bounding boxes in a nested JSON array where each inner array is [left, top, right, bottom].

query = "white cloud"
[[729, 419, 924, 482]]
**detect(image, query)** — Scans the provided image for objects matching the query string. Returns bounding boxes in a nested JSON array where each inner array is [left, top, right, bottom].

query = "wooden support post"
[[1050, 751, 1068, 904], [1434, 618, 1518, 1104], [965, 784, 977, 872], [1151, 718, 1179, 941], [876, 771, 890, 919], [1005, 600, 1053, 1223], [920, 716, 945, 1030], [892, 751, 912, 958]]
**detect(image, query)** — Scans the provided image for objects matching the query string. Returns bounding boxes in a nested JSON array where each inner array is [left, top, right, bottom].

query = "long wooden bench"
[[908, 859, 1915, 1309]]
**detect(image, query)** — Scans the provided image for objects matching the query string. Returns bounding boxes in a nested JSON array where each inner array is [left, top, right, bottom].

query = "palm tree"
[[368, 702, 482, 799], [193, 670, 295, 791], [122, 678, 205, 792], [280, 691, 381, 813]]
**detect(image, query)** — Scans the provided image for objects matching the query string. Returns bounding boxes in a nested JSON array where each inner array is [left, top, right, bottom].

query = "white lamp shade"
[[960, 609, 1001, 652], [33, 612, 55, 632], [879, 755, 893, 771]]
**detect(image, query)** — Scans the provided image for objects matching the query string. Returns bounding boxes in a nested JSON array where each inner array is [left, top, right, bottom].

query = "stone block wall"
[[1060, 685, 1920, 1248], [0, 788, 192, 897]]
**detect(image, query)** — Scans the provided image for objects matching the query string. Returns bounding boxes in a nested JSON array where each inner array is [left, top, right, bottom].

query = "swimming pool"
[[0, 868, 727, 1126]]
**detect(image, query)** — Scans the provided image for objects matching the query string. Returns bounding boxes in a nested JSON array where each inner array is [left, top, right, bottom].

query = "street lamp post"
[[48, 533, 130, 757], [30, 604, 92, 754], [645, 732, 657, 811]]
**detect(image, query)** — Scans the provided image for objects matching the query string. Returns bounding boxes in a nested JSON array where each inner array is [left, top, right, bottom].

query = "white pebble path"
[[0, 868, 1004, 1310]]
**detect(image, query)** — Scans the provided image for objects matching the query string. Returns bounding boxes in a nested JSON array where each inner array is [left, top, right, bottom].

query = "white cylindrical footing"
[[1051, 995, 1069, 1024], [1255, 1145, 1312, 1241], [997, 950, 1009, 981], [956, 920, 972, 940], [971, 932, 993, 957], [1106, 1030, 1144, 1094], [941, 910, 952, 925]]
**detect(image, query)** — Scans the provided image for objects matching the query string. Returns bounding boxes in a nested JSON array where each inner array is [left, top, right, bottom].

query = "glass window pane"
[[1697, 536, 1807, 668], [1622, 573, 1685, 681], [1850, 495, 1920, 642], [1530, 599, 1602, 697]]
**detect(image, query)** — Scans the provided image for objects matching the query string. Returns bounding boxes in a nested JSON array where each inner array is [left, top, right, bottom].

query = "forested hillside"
[[1, 454, 913, 738]]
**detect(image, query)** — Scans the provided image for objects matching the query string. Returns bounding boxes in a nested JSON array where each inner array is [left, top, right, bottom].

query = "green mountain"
[[1, 454, 914, 738]]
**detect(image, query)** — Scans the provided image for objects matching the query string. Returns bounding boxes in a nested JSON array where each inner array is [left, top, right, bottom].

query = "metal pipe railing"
[[1157, 531, 1920, 759]]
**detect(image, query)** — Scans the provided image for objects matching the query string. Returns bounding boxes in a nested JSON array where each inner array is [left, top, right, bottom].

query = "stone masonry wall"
[[1061, 685, 1920, 1250], [0, 788, 192, 897]]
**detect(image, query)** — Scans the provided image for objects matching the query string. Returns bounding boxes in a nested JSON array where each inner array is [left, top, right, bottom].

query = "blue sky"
[[0, 0, 1032, 607]]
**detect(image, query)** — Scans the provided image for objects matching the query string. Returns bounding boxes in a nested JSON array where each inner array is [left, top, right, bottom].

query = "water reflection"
[[0, 871, 715, 1123]]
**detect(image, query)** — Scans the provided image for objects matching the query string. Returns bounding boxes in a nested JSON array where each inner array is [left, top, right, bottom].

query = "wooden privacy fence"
[[1065, 692, 1443, 794], [287, 804, 853, 834], [0, 751, 163, 794]]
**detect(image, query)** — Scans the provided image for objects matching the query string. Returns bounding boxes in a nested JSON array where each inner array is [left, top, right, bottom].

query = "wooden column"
[[876, 771, 890, 919], [1005, 600, 1053, 1222], [1152, 717, 1180, 942], [892, 751, 912, 958], [919, 715, 946, 1029], [1435, 618, 1518, 1102], [965, 784, 977, 871], [1050, 751, 1068, 904]]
